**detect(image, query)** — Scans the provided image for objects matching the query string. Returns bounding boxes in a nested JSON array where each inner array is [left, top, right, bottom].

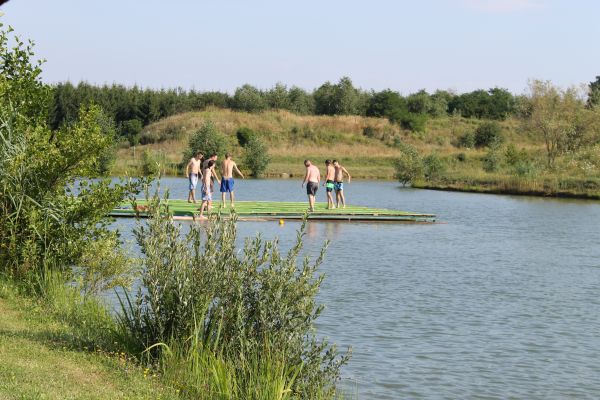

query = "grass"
[[0, 279, 178, 400]]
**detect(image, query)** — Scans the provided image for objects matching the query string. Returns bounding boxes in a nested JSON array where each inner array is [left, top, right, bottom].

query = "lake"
[[113, 177, 600, 399]]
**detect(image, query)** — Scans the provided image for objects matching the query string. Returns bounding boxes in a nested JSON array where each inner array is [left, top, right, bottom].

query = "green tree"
[[394, 143, 423, 185], [287, 86, 315, 114], [406, 90, 431, 114], [474, 121, 504, 148], [587, 76, 600, 108], [266, 82, 290, 110], [314, 77, 362, 115], [366, 89, 407, 119], [243, 135, 270, 177], [231, 84, 267, 113], [183, 120, 229, 163], [525, 80, 584, 167]]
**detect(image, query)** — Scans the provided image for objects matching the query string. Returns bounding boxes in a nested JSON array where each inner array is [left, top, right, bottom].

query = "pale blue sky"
[[2, 0, 599, 94]]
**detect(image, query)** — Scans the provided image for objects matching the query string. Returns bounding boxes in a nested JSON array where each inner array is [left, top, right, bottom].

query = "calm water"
[[113, 177, 600, 399]]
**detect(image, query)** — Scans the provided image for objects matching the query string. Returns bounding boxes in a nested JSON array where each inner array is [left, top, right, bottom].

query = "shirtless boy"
[[202, 154, 221, 194], [301, 160, 321, 212], [198, 160, 215, 219], [323, 160, 335, 209], [220, 153, 245, 207], [185, 152, 203, 203], [333, 160, 351, 208]]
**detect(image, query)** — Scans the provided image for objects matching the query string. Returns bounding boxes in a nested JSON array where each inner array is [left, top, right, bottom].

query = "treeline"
[[50, 76, 600, 144], [49, 77, 524, 142]]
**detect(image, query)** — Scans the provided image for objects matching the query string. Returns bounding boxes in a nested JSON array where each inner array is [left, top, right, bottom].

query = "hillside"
[[114, 108, 531, 179]]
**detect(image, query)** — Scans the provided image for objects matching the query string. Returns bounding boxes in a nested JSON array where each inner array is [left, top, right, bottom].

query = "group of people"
[[185, 153, 351, 217], [185, 152, 245, 219], [302, 159, 351, 212]]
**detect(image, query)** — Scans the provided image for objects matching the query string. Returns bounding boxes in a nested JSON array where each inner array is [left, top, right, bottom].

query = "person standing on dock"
[[333, 160, 351, 208], [220, 153, 245, 208], [198, 160, 215, 219], [323, 160, 335, 209], [185, 152, 203, 203], [302, 160, 321, 212], [202, 154, 221, 194]]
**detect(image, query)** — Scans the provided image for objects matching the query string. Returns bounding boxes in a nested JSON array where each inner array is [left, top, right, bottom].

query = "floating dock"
[[109, 200, 436, 223]]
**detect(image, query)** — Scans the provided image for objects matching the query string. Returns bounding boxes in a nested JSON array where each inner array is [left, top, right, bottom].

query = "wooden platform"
[[109, 200, 436, 223]]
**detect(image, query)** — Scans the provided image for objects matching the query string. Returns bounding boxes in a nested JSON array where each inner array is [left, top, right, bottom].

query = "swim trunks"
[[334, 181, 343, 191], [220, 178, 235, 193], [189, 173, 198, 190], [201, 185, 212, 201], [306, 181, 318, 196], [326, 180, 334, 193]]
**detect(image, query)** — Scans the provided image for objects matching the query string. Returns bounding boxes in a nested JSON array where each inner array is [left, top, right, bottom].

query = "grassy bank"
[[110, 108, 600, 199], [0, 279, 177, 400]]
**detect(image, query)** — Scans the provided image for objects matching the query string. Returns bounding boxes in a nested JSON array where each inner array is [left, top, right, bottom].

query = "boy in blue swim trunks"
[[333, 160, 351, 208], [220, 153, 245, 208]]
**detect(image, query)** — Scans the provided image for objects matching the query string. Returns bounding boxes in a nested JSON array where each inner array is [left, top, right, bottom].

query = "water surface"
[[114, 177, 600, 399]]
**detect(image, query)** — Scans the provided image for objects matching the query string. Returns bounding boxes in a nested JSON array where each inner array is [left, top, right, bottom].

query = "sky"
[[2, 0, 599, 94]]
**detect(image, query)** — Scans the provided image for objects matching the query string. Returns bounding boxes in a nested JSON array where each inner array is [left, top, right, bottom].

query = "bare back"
[[326, 165, 335, 181], [221, 159, 235, 179], [334, 165, 344, 182]]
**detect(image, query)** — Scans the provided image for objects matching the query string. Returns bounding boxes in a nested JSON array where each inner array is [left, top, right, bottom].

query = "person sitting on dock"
[[323, 159, 335, 209], [302, 159, 321, 212], [333, 160, 351, 208], [198, 160, 215, 220], [185, 152, 203, 203], [220, 153, 245, 208]]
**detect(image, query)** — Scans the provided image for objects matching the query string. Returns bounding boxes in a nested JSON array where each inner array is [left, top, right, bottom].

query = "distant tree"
[[429, 90, 453, 117], [243, 135, 270, 177], [525, 80, 583, 167], [366, 90, 407, 119], [394, 143, 423, 185], [266, 83, 290, 110], [288, 86, 315, 114], [587, 76, 600, 108], [314, 77, 362, 115], [231, 84, 267, 113], [120, 119, 143, 146], [406, 90, 431, 114], [183, 121, 229, 163], [474, 121, 504, 148]]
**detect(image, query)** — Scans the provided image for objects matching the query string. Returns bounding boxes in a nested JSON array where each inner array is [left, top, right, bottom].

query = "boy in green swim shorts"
[[323, 159, 335, 209]]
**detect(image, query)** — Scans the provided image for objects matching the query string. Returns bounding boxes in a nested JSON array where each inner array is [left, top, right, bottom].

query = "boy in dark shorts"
[[301, 160, 321, 212]]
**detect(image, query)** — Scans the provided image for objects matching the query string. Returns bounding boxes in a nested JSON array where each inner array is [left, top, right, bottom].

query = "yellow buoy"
[[279, 219, 285, 225]]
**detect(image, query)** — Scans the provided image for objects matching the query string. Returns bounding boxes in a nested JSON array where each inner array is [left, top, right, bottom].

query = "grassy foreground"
[[0, 280, 177, 400]]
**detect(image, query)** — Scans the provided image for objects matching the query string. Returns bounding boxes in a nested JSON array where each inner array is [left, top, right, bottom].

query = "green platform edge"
[[109, 200, 436, 223]]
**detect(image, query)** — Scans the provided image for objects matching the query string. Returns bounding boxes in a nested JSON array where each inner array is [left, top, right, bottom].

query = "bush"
[[483, 144, 502, 172], [394, 143, 423, 185], [423, 153, 446, 180], [513, 160, 538, 177], [243, 135, 270, 177], [474, 121, 504, 148], [457, 152, 466, 162], [120, 119, 143, 146], [457, 131, 476, 148], [236, 126, 254, 147], [118, 201, 350, 398], [362, 125, 380, 139], [183, 121, 229, 163], [400, 112, 427, 132], [141, 150, 161, 176]]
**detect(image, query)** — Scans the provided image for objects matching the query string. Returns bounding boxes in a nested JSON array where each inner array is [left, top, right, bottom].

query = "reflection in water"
[[112, 178, 600, 399]]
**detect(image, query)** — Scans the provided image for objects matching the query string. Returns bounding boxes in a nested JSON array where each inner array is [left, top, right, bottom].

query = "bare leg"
[[221, 192, 226, 208], [326, 191, 334, 209], [340, 191, 346, 208], [308, 194, 315, 212], [335, 191, 341, 208], [199, 200, 207, 219], [230, 191, 235, 208]]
